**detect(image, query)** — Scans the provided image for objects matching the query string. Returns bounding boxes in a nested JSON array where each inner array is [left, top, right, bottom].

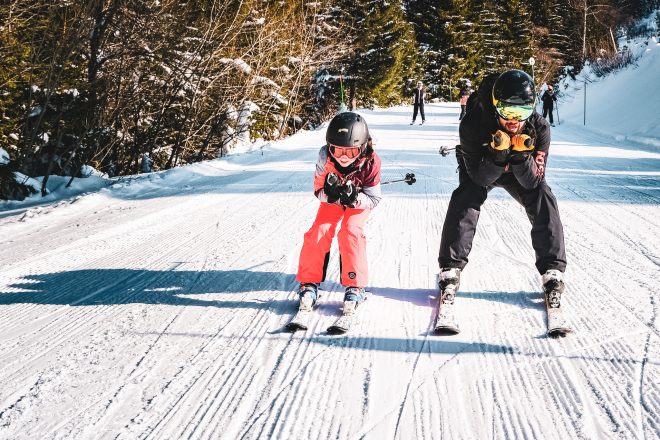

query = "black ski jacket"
[[413, 88, 425, 105], [541, 90, 557, 108], [458, 107, 551, 190]]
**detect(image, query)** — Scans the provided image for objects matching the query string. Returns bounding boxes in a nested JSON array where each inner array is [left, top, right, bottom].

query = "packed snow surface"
[[1, 103, 659, 439]]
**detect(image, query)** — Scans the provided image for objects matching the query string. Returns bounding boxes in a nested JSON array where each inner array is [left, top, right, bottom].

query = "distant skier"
[[140, 152, 153, 173], [458, 86, 472, 120], [296, 112, 382, 313], [436, 69, 567, 334], [410, 81, 426, 125], [541, 85, 557, 126]]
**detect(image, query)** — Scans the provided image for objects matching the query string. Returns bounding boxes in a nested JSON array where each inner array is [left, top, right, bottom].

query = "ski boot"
[[435, 268, 461, 334], [438, 268, 461, 301], [297, 283, 318, 312], [542, 270, 564, 308], [410, 121, 415, 125], [343, 286, 367, 313], [344, 286, 367, 304]]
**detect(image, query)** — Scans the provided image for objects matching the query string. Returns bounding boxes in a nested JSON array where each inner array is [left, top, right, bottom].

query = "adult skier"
[[436, 69, 567, 334], [410, 81, 426, 125], [293, 112, 382, 329], [541, 85, 558, 126]]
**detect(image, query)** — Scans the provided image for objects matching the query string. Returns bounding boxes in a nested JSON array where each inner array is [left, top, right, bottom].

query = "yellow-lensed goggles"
[[493, 100, 534, 121]]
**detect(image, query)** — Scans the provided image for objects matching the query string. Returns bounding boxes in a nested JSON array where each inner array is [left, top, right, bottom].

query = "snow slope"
[[0, 101, 658, 439], [558, 34, 660, 149]]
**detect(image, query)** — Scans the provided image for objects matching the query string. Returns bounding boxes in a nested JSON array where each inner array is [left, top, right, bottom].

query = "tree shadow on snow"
[[0, 268, 299, 313]]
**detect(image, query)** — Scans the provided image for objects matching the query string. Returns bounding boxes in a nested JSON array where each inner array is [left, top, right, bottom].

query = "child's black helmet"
[[326, 112, 369, 147]]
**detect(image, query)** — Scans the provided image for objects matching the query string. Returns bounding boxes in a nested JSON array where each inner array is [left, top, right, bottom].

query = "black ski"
[[433, 272, 460, 335], [433, 289, 460, 335], [545, 293, 572, 338]]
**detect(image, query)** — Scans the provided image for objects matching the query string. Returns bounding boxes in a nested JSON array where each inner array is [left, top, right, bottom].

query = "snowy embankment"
[[558, 28, 660, 150], [0, 98, 658, 439]]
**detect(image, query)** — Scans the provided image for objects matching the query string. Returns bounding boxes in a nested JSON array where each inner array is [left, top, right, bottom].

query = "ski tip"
[[285, 322, 308, 332], [433, 326, 460, 336], [326, 325, 348, 335], [547, 328, 573, 338]]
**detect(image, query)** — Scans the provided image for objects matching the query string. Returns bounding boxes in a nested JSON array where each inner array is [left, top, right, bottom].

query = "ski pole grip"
[[326, 172, 339, 186]]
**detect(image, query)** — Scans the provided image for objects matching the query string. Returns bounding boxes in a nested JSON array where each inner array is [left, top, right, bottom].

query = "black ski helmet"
[[326, 112, 369, 148], [492, 69, 536, 120]]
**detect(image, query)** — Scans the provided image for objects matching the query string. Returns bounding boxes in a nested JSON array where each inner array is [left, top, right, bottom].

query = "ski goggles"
[[493, 100, 534, 121], [329, 143, 363, 160]]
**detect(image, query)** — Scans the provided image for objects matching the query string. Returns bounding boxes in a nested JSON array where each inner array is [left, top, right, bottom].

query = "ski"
[[545, 294, 572, 338], [327, 291, 369, 334], [542, 271, 573, 338], [286, 290, 318, 332]]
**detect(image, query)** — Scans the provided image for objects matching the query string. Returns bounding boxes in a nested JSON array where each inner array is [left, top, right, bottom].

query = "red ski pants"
[[297, 203, 371, 288]]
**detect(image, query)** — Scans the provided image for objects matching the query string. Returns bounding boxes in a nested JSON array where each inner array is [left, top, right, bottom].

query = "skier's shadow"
[[0, 268, 298, 312], [370, 286, 543, 311]]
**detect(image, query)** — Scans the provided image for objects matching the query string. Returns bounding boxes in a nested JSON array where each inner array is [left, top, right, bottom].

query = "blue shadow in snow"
[[0, 269, 543, 313], [0, 269, 298, 311]]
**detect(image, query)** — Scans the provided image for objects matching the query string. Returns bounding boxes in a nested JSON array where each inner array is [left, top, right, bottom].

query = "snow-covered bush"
[[590, 47, 639, 77], [0, 148, 38, 201]]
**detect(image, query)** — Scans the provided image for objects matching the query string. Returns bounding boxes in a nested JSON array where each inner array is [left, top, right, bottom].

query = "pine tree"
[[436, 0, 481, 100], [344, 0, 418, 107], [476, 1, 508, 75], [501, 0, 535, 69], [405, 0, 444, 96]]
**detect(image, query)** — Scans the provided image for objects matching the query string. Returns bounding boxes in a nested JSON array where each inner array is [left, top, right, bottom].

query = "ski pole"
[[555, 103, 560, 125], [381, 173, 416, 186], [439, 145, 458, 157], [338, 74, 347, 112]]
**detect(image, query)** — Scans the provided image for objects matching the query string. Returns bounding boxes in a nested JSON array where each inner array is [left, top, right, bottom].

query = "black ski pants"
[[439, 165, 566, 274], [543, 105, 554, 124], [412, 104, 425, 122]]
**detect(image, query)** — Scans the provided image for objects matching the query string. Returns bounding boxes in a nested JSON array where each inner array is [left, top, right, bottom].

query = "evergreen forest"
[[1, 0, 658, 198]]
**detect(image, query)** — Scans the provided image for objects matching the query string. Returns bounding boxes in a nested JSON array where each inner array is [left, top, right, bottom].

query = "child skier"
[[296, 111, 382, 314]]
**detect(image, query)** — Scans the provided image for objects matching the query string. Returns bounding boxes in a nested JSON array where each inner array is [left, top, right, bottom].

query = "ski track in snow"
[[1, 104, 659, 440]]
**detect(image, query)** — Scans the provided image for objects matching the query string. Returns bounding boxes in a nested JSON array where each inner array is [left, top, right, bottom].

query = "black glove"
[[487, 130, 510, 165], [338, 180, 358, 208], [324, 172, 341, 203], [509, 134, 534, 164]]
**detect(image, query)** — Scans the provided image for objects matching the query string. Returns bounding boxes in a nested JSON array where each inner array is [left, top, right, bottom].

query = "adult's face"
[[498, 117, 524, 134]]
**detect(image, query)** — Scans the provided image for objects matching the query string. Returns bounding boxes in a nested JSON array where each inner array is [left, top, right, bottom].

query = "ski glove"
[[487, 130, 511, 165], [509, 134, 534, 164], [338, 180, 359, 208], [324, 172, 341, 203]]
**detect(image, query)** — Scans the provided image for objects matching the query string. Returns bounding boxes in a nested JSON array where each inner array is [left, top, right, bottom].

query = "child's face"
[[335, 154, 358, 167]]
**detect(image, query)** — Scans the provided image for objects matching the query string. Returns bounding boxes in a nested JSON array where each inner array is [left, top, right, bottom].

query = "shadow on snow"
[[1, 268, 544, 313]]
